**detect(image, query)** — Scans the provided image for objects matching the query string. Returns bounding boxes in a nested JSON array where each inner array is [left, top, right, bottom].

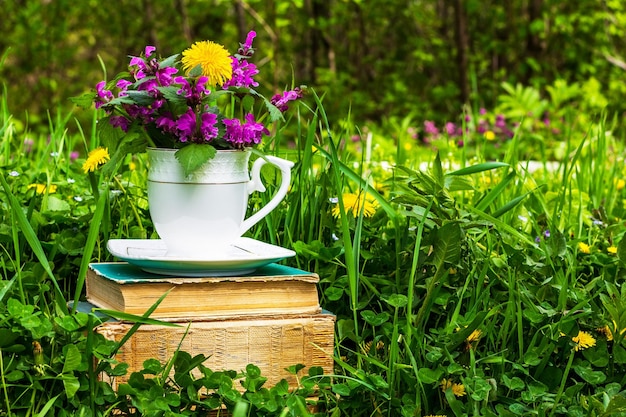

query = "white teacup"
[[146, 148, 293, 258]]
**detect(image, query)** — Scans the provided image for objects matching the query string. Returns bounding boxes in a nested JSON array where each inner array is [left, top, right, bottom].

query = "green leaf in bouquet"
[[70, 91, 97, 109], [125, 90, 156, 106], [100, 129, 147, 177], [97, 115, 126, 152], [188, 64, 203, 77], [250, 89, 283, 122], [175, 143, 217, 177], [241, 94, 255, 113], [158, 85, 189, 115], [159, 53, 179, 68]]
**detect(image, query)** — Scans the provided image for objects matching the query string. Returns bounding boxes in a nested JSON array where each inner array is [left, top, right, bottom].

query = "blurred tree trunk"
[[453, 0, 469, 104], [234, 0, 247, 47], [174, 0, 193, 42], [142, 0, 159, 48], [527, 0, 544, 60]]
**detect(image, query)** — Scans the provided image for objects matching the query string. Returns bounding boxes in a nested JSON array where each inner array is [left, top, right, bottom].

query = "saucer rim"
[[106, 237, 296, 277]]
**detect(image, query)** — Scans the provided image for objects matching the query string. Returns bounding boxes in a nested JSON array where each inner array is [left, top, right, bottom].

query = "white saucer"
[[106, 237, 296, 277]]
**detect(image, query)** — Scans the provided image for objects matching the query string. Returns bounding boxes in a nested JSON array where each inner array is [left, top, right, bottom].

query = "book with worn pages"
[[96, 311, 336, 391], [85, 262, 321, 319]]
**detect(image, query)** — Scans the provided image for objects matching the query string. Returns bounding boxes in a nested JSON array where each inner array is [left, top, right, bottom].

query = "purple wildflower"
[[175, 76, 210, 102], [109, 115, 130, 132], [144, 46, 156, 57], [445, 122, 457, 136], [176, 108, 196, 142], [423, 121, 439, 136], [95, 81, 113, 108], [270, 88, 302, 112], [544, 230, 551, 238], [129, 56, 148, 80], [155, 113, 177, 133], [116, 79, 132, 94], [155, 66, 179, 87], [223, 57, 259, 89], [238, 30, 256, 57], [199, 112, 218, 142], [495, 114, 506, 129], [223, 113, 269, 148], [479, 108, 487, 115]]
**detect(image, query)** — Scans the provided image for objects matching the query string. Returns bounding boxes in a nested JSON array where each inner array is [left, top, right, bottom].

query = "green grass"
[[2, 84, 626, 416]]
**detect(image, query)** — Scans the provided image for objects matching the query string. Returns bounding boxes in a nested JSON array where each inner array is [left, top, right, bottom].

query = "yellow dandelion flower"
[[82, 147, 110, 173], [572, 330, 596, 351], [451, 383, 466, 397], [597, 325, 613, 341], [28, 184, 57, 194], [440, 378, 466, 397], [466, 329, 482, 344], [362, 340, 385, 353], [608, 246, 618, 254], [577, 242, 591, 254], [403, 141, 413, 151], [332, 192, 378, 218], [129, 160, 137, 171], [182, 40, 232, 86], [483, 130, 496, 141], [604, 320, 626, 342], [616, 178, 625, 191]]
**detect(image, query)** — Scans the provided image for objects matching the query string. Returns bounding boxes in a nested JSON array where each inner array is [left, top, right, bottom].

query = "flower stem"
[[549, 348, 575, 417]]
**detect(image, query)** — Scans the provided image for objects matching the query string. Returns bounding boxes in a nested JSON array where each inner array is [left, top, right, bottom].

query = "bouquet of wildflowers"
[[76, 31, 303, 175]]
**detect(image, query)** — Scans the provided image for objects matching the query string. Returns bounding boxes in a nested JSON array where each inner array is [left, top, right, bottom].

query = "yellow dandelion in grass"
[[332, 192, 379, 218], [466, 329, 482, 344], [182, 40, 232, 86], [597, 325, 614, 341], [577, 241, 591, 254], [82, 147, 110, 173], [616, 178, 625, 191], [483, 130, 496, 141], [608, 246, 618, 255], [28, 184, 57, 194], [598, 321, 626, 342], [440, 378, 466, 397], [572, 330, 596, 351]]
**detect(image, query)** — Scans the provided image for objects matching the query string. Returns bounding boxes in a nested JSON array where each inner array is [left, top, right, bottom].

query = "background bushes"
[[2, 0, 626, 133]]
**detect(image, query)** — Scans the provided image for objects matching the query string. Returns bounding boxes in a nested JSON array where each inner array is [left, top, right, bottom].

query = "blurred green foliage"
[[2, 0, 626, 133]]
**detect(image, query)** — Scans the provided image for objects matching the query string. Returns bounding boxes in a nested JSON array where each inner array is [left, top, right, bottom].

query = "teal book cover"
[[88, 262, 317, 284]]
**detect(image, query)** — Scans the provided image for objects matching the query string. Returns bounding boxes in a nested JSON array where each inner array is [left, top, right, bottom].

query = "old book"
[[85, 262, 321, 320], [96, 311, 336, 391]]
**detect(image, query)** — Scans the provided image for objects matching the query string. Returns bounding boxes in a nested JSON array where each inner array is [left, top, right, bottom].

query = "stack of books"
[[87, 262, 334, 390]]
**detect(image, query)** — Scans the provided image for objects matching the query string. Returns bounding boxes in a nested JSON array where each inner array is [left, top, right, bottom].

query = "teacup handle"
[[241, 155, 294, 235]]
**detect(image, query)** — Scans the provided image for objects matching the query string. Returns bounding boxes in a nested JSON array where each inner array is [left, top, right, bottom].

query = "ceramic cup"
[[146, 148, 293, 258]]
